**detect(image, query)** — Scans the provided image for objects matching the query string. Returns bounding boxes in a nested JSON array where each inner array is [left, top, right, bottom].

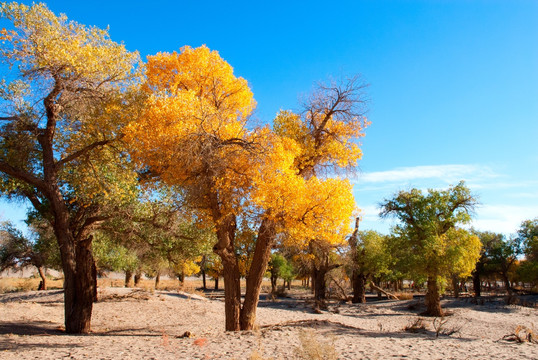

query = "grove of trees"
[[1, 2, 536, 336]]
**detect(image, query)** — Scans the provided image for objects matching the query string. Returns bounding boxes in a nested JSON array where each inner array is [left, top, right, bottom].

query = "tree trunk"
[[452, 276, 460, 298], [352, 273, 367, 303], [240, 219, 276, 330], [425, 276, 443, 316], [214, 276, 219, 290], [221, 258, 241, 331], [37, 266, 47, 291], [313, 266, 328, 301], [472, 270, 481, 297], [155, 272, 160, 289], [270, 274, 277, 294], [201, 257, 207, 290], [287, 280, 291, 290], [124, 270, 132, 288], [134, 270, 142, 287], [213, 215, 241, 331], [178, 271, 185, 288], [502, 273, 512, 295], [92, 259, 98, 303]]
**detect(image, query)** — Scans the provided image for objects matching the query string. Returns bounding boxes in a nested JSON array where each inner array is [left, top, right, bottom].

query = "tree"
[[0, 220, 58, 289], [518, 218, 538, 262], [0, 3, 140, 333], [268, 253, 294, 294], [515, 219, 538, 287], [348, 225, 390, 303], [380, 182, 480, 316], [486, 234, 522, 294], [126, 46, 366, 330]]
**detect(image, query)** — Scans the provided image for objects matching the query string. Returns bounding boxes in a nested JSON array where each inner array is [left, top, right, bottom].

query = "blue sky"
[[1, 0, 537, 236]]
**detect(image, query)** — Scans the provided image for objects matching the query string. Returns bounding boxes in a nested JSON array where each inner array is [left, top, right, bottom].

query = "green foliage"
[[268, 253, 295, 283], [354, 230, 391, 279], [518, 218, 538, 261], [0, 219, 59, 271], [380, 182, 481, 285]]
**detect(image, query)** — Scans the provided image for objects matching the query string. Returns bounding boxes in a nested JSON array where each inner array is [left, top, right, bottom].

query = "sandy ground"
[[0, 287, 537, 359]]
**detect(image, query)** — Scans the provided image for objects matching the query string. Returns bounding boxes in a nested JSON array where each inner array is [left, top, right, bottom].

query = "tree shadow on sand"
[[260, 319, 476, 342]]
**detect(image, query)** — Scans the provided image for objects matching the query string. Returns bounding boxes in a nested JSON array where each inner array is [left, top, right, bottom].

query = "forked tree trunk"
[[37, 266, 47, 291], [352, 273, 367, 303], [240, 219, 275, 330], [425, 276, 443, 317]]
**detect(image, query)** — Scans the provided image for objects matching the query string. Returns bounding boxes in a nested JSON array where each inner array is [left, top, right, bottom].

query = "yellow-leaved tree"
[[126, 46, 367, 330], [0, 3, 141, 333]]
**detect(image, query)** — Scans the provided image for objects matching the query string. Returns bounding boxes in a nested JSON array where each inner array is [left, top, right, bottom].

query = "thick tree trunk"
[[221, 259, 241, 331], [472, 271, 481, 297], [213, 215, 241, 331], [37, 266, 47, 291], [352, 273, 367, 303], [313, 266, 328, 301], [124, 270, 132, 288], [425, 276, 443, 317], [240, 219, 276, 330]]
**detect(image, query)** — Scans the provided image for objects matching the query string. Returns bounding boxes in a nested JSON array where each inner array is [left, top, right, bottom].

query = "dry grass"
[[394, 292, 414, 300], [0, 277, 64, 293], [295, 330, 338, 360]]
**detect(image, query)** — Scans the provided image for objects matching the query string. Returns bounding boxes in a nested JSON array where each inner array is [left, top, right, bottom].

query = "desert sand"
[[0, 287, 537, 359]]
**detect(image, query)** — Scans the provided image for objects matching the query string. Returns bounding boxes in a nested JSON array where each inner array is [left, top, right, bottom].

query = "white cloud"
[[355, 164, 497, 184], [471, 204, 538, 235]]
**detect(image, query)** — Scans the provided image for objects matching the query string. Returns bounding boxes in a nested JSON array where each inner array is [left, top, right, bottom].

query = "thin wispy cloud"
[[355, 164, 498, 184]]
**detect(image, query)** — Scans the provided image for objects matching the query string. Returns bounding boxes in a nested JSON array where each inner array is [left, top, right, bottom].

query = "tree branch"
[[55, 137, 120, 170], [0, 161, 49, 195]]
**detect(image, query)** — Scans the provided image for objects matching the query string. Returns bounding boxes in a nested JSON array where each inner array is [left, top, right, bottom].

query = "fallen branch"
[[369, 282, 399, 300]]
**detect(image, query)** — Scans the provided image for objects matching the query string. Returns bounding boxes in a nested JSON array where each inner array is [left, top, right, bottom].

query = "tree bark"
[[201, 256, 207, 290], [240, 219, 276, 330], [425, 276, 443, 316], [124, 270, 132, 288], [37, 266, 47, 291], [134, 270, 142, 287], [352, 273, 367, 303], [213, 215, 241, 331], [155, 272, 160, 289], [214, 277, 219, 290], [313, 266, 328, 301]]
